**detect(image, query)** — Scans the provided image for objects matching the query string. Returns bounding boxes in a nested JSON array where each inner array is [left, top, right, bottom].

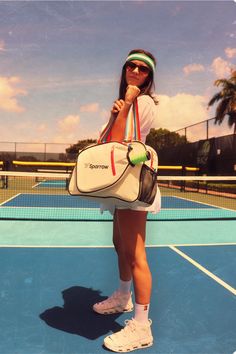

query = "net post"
[[180, 166, 185, 192], [3, 160, 9, 189]]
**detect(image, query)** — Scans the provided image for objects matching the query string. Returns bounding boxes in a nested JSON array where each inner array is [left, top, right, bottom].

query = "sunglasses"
[[125, 62, 150, 75]]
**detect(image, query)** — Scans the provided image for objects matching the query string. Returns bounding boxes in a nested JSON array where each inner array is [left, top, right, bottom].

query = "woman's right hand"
[[125, 85, 140, 105], [111, 85, 140, 115]]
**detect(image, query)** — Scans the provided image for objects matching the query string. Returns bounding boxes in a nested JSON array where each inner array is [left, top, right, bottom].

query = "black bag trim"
[[138, 164, 158, 205]]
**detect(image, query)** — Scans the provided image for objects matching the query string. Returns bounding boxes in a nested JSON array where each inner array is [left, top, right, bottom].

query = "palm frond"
[[215, 97, 231, 124], [225, 82, 236, 91], [209, 71, 236, 130], [208, 92, 222, 107], [214, 79, 229, 87], [227, 111, 236, 128]]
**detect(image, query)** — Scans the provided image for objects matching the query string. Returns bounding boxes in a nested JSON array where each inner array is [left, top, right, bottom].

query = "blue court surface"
[[35, 180, 67, 188], [1, 194, 236, 221], [0, 191, 236, 354], [1, 194, 218, 209]]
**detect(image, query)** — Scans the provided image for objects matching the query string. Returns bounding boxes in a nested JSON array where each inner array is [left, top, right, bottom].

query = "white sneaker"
[[93, 290, 133, 315], [103, 318, 153, 352]]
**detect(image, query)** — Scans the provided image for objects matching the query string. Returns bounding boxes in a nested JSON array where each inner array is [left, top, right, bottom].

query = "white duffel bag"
[[68, 140, 158, 207]]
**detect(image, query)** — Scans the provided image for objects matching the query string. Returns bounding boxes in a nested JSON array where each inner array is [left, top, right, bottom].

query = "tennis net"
[[0, 171, 236, 221]]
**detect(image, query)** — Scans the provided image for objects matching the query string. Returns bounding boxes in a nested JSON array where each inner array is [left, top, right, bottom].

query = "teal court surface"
[[0, 174, 236, 354]]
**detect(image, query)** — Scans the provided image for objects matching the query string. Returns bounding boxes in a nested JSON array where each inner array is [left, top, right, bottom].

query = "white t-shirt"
[[100, 94, 161, 215], [137, 95, 157, 142]]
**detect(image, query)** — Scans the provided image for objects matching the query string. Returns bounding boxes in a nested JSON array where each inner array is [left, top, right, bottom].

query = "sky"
[[0, 0, 236, 151]]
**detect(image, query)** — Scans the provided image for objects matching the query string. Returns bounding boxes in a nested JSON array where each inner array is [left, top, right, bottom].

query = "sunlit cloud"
[[37, 123, 47, 132], [211, 57, 234, 78], [155, 93, 208, 132], [58, 114, 80, 133], [26, 77, 116, 91], [80, 102, 100, 113], [99, 108, 110, 122], [0, 118, 47, 144], [183, 63, 205, 75], [225, 47, 236, 59], [51, 114, 81, 143], [226, 32, 236, 39], [0, 40, 5, 51], [0, 76, 27, 112]]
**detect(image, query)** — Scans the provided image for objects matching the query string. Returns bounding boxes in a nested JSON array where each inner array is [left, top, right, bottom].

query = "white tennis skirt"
[[100, 186, 161, 216]]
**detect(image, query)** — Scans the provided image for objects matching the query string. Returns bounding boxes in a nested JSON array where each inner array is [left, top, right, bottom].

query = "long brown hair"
[[118, 49, 157, 102]]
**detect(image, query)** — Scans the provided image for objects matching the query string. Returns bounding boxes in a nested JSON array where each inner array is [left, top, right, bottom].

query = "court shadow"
[[39, 286, 123, 340]]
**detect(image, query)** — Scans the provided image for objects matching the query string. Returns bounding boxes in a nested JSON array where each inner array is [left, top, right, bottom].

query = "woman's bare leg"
[[115, 209, 152, 304]]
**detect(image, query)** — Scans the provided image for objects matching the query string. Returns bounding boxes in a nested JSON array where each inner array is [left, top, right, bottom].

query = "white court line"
[[0, 244, 115, 248], [0, 206, 99, 210], [172, 195, 236, 213], [32, 181, 44, 189], [0, 193, 21, 206], [169, 245, 236, 296], [0, 242, 236, 248], [147, 243, 236, 248], [1, 243, 236, 249]]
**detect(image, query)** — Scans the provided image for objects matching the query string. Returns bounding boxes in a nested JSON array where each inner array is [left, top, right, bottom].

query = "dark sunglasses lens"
[[139, 66, 150, 74], [126, 62, 150, 74], [126, 62, 136, 70]]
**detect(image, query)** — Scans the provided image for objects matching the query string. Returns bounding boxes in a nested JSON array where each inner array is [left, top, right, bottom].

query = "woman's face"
[[125, 60, 151, 87]]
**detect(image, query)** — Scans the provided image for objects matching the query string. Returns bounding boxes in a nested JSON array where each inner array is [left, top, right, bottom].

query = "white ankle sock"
[[134, 303, 150, 324], [119, 279, 132, 294]]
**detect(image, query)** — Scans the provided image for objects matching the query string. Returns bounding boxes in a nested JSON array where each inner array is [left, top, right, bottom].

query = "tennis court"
[[0, 171, 235, 354]]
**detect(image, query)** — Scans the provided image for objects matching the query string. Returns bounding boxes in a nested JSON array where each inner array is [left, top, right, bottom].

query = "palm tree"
[[208, 70, 236, 134]]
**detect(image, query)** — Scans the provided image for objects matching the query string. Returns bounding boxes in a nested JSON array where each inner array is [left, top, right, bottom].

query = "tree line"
[[66, 129, 187, 155]]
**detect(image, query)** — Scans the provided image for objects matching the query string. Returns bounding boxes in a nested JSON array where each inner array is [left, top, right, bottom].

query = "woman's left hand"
[[111, 99, 125, 114]]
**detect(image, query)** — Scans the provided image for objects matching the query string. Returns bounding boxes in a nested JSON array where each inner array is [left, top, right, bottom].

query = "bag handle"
[[97, 114, 116, 143], [98, 98, 141, 143], [124, 99, 141, 142]]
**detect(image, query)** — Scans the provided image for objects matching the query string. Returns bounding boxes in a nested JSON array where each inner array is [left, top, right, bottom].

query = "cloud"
[[225, 47, 236, 59], [58, 114, 80, 133], [0, 40, 5, 51], [0, 76, 27, 112], [99, 108, 110, 122], [52, 114, 81, 143], [183, 49, 236, 80], [155, 93, 209, 140], [211, 57, 233, 78], [27, 77, 116, 92], [183, 63, 205, 75], [80, 102, 100, 113], [37, 123, 47, 132], [0, 117, 47, 144]]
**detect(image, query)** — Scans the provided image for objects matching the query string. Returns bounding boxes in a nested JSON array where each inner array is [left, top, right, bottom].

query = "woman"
[[93, 49, 160, 353]]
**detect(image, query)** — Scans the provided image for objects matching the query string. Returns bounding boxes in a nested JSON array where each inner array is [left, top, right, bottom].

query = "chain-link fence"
[[0, 142, 76, 162], [174, 117, 235, 143]]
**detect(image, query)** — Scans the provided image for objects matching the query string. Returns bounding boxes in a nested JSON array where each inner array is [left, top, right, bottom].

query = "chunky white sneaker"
[[103, 318, 153, 352], [93, 290, 133, 315]]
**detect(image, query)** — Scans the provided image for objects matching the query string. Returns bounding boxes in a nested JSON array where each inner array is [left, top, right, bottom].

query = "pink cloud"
[[58, 114, 80, 133], [0, 76, 27, 112], [80, 102, 100, 113], [183, 63, 205, 75], [0, 40, 5, 51], [225, 47, 236, 59], [211, 57, 233, 78]]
